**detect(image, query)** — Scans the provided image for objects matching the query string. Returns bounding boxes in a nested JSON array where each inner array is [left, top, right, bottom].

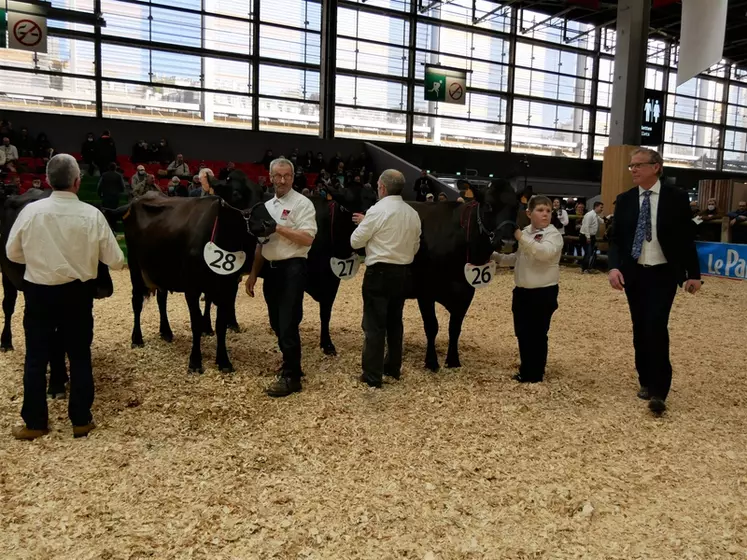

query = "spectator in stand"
[[166, 154, 190, 178], [130, 165, 147, 198], [690, 200, 700, 218], [81, 132, 96, 174], [426, 193, 435, 203], [0, 120, 13, 143], [260, 149, 274, 170], [16, 128, 35, 158], [131, 140, 149, 164], [551, 198, 569, 235], [190, 175, 202, 193], [170, 176, 189, 197], [414, 169, 435, 202], [580, 201, 604, 273], [569, 202, 586, 257], [438, 192, 448, 202], [301, 188, 310, 197], [700, 198, 722, 221], [94, 130, 116, 174], [1, 137, 19, 172], [6, 175, 22, 196], [97, 163, 125, 230], [302, 150, 314, 171], [154, 138, 174, 165], [132, 174, 159, 198], [294, 166, 307, 192], [698, 197, 723, 242], [335, 161, 346, 186], [315, 170, 331, 192], [311, 151, 325, 173], [31, 178, 43, 190], [219, 161, 235, 180], [34, 133, 52, 161], [456, 197, 465, 203], [728, 200, 747, 244], [329, 152, 343, 172]]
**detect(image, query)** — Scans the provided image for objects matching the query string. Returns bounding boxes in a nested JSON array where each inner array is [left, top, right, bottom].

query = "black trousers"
[[580, 234, 597, 271], [623, 264, 678, 400], [361, 263, 411, 384], [22, 281, 95, 429], [262, 258, 307, 379], [512, 285, 559, 382]]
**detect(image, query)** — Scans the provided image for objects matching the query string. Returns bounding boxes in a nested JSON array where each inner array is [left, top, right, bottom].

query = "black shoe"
[[266, 376, 302, 398], [360, 374, 382, 388], [512, 373, 541, 383], [383, 371, 401, 380], [637, 387, 651, 400], [648, 397, 666, 415]]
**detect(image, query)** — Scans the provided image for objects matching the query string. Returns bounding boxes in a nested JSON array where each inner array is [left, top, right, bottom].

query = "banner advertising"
[[697, 241, 747, 280]]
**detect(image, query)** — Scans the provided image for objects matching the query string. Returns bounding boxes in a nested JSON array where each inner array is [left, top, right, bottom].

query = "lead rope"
[[210, 215, 218, 243], [329, 200, 336, 244], [460, 201, 477, 264]]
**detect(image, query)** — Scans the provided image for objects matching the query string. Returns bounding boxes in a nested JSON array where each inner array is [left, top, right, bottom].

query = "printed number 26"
[[471, 266, 491, 285], [209, 249, 237, 272]]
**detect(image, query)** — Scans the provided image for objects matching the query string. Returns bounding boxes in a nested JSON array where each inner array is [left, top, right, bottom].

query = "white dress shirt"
[[580, 210, 602, 237], [261, 188, 317, 261], [492, 225, 563, 289], [1, 144, 18, 162], [5, 191, 125, 285], [637, 180, 667, 266], [350, 195, 421, 266], [554, 208, 569, 235]]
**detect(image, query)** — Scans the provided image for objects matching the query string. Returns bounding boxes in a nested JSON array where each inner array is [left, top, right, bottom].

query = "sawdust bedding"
[[1, 268, 746, 559]]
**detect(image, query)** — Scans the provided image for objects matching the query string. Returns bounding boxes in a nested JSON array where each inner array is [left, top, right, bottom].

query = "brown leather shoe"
[[73, 422, 96, 438], [12, 425, 49, 440]]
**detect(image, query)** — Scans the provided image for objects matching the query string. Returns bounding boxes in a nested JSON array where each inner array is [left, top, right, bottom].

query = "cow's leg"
[[201, 295, 215, 337], [214, 284, 238, 373], [185, 291, 204, 374], [319, 297, 337, 356], [129, 262, 146, 348], [445, 309, 468, 368], [47, 329, 68, 398], [1, 274, 17, 352], [157, 290, 174, 343], [227, 301, 240, 333], [417, 297, 440, 372]]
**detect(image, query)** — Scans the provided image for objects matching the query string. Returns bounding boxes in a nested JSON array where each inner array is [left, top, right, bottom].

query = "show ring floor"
[[1, 268, 745, 559]]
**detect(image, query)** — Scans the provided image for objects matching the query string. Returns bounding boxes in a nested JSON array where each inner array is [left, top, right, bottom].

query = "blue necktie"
[[632, 190, 653, 260]]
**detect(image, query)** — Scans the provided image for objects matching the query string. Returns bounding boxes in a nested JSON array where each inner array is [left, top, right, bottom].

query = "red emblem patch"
[[281, 209, 291, 219], [534, 234, 543, 242]]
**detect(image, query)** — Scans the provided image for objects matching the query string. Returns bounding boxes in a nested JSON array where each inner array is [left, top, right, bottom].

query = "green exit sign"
[[0, 10, 6, 49]]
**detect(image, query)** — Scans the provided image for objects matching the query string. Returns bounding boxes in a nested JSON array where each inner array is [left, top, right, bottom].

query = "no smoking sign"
[[8, 12, 47, 53]]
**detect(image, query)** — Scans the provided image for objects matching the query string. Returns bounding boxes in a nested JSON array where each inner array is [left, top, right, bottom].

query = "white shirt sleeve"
[[295, 198, 318, 238], [97, 212, 125, 270], [560, 210, 569, 227], [350, 206, 379, 250], [9, 145, 18, 161], [5, 208, 29, 264], [518, 229, 564, 263]]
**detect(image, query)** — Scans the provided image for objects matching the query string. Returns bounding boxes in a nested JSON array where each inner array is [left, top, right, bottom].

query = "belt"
[[266, 257, 305, 269]]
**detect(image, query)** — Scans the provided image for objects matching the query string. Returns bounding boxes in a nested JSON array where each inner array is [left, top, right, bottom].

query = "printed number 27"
[[210, 249, 237, 272], [338, 259, 354, 277], [471, 266, 491, 285]]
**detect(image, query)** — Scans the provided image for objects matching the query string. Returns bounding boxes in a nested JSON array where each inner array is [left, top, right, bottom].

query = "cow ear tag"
[[330, 254, 361, 280], [463, 261, 496, 289]]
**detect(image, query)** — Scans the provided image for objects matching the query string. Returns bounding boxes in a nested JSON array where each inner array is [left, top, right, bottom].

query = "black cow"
[[0, 188, 115, 396], [305, 186, 377, 355], [408, 179, 519, 371], [123, 173, 269, 373]]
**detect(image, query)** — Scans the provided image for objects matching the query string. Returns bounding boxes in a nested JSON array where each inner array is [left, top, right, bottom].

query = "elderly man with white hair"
[[5, 154, 125, 440]]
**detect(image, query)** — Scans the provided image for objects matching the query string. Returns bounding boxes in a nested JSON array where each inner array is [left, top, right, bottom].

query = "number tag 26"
[[330, 255, 361, 280], [463, 261, 496, 289], [203, 242, 246, 275]]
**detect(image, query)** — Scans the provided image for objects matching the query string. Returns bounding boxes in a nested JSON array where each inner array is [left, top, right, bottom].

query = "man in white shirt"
[[246, 157, 317, 397], [350, 169, 421, 388], [1, 136, 19, 171], [6, 154, 125, 440], [579, 201, 604, 272], [608, 148, 701, 416]]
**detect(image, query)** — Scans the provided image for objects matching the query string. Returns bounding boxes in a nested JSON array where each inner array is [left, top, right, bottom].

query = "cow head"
[[472, 178, 520, 250], [213, 170, 263, 211], [243, 202, 277, 240]]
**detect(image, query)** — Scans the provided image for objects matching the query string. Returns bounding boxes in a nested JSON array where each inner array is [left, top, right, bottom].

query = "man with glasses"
[[608, 148, 701, 416], [245, 157, 317, 397]]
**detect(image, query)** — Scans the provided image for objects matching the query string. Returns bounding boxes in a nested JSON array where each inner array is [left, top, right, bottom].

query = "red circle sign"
[[13, 19, 43, 47], [448, 82, 464, 100]]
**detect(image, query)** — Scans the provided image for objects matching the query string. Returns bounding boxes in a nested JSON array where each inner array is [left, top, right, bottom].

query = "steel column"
[[319, 0, 338, 139], [94, 0, 102, 118], [252, 0, 260, 131]]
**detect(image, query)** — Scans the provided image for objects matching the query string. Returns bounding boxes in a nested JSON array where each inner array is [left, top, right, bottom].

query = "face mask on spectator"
[[708, 205, 715, 211]]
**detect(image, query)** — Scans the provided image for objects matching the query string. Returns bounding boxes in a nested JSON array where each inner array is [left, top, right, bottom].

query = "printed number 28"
[[338, 259, 354, 277], [210, 249, 237, 272], [471, 266, 491, 286]]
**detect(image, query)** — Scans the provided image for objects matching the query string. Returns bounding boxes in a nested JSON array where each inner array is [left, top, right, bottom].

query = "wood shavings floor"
[[1, 268, 745, 559]]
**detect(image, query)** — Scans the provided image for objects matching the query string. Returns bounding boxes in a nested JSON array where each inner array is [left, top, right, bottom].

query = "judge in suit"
[[608, 147, 701, 416]]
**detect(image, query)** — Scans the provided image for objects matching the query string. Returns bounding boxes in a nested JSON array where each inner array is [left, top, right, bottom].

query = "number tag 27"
[[203, 242, 246, 275], [330, 255, 361, 280], [463, 261, 496, 289]]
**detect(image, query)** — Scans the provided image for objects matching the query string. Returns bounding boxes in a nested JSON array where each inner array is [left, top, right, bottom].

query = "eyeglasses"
[[628, 162, 655, 170], [272, 174, 293, 182]]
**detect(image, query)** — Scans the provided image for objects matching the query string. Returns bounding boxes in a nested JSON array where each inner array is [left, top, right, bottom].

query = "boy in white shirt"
[[493, 195, 563, 383]]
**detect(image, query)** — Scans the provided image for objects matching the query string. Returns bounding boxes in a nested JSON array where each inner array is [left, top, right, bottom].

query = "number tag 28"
[[330, 255, 361, 280], [463, 261, 496, 289], [203, 242, 246, 275]]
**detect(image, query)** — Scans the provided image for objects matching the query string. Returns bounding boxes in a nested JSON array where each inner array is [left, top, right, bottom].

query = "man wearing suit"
[[608, 148, 701, 416]]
